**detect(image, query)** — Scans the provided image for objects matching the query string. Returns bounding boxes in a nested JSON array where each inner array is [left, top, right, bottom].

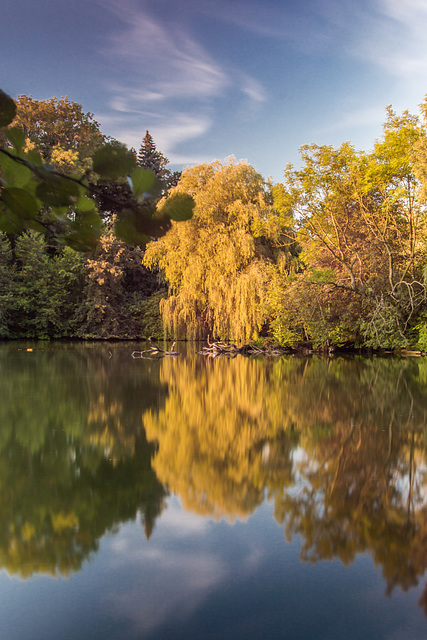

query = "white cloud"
[[320, 106, 387, 137], [380, 0, 427, 24], [107, 548, 227, 635], [240, 74, 267, 104], [192, 0, 334, 50], [97, 111, 213, 163], [104, 503, 225, 636], [98, 0, 267, 162], [105, 1, 228, 102], [103, 498, 265, 637], [350, 0, 427, 80], [157, 500, 211, 536]]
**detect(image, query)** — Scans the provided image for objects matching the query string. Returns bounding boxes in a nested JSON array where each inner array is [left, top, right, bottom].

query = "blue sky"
[[2, 0, 427, 182]]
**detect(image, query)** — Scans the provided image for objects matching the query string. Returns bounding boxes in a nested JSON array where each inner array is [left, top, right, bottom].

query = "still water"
[[1, 341, 427, 639]]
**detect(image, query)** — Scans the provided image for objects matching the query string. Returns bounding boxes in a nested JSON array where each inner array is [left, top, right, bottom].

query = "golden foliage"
[[143, 356, 303, 520], [144, 158, 285, 340]]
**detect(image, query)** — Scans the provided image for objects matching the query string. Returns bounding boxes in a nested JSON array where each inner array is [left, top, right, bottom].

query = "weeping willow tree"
[[144, 158, 292, 341]]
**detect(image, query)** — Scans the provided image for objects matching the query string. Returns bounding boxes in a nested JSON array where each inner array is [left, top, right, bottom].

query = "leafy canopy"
[[0, 90, 194, 250], [144, 158, 292, 341]]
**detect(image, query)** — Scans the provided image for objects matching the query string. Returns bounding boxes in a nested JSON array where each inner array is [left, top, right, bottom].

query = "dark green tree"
[[76, 224, 164, 339], [137, 130, 167, 175], [0, 233, 16, 337], [137, 130, 180, 195]]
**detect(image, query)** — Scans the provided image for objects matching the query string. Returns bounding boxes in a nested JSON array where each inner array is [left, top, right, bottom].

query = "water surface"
[[1, 342, 426, 639]]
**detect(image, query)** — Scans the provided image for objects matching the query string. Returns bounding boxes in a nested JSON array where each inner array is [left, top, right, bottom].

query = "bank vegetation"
[[2, 91, 427, 350]]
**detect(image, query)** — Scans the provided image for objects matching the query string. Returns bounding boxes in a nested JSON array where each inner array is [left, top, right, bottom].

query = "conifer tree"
[[137, 131, 180, 195], [137, 131, 167, 176]]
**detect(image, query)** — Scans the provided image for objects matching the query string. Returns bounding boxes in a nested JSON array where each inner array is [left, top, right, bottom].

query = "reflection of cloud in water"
[[104, 500, 225, 635], [157, 498, 211, 535], [108, 551, 225, 635], [104, 499, 265, 636]]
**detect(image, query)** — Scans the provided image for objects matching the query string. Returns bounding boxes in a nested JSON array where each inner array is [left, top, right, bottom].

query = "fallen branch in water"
[[132, 339, 181, 358], [197, 336, 295, 358]]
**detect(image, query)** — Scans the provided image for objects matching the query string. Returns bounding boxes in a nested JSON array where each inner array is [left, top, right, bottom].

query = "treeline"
[[2, 93, 427, 347], [144, 101, 427, 349], [0, 228, 165, 338], [0, 95, 175, 339]]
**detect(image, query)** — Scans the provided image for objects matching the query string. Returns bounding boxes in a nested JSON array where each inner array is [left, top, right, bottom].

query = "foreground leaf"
[[92, 143, 136, 179], [159, 192, 195, 221], [6, 127, 26, 153], [0, 187, 39, 220], [36, 178, 81, 207], [115, 209, 171, 245], [0, 89, 16, 127], [0, 152, 32, 187], [130, 167, 156, 197]]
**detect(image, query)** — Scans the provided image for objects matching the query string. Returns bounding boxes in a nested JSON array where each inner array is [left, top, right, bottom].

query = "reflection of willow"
[[144, 355, 427, 612], [143, 356, 303, 520], [0, 344, 168, 578]]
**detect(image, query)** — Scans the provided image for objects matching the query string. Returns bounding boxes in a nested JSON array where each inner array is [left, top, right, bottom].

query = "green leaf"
[[47, 206, 70, 222], [114, 215, 151, 245], [0, 90, 16, 127], [6, 127, 26, 153], [36, 177, 81, 207], [0, 152, 32, 187], [115, 209, 171, 245], [75, 195, 96, 212], [0, 187, 39, 219], [92, 143, 136, 179], [130, 167, 156, 197], [0, 208, 25, 233], [159, 192, 195, 221], [64, 210, 103, 252], [31, 163, 61, 184], [25, 148, 43, 166]]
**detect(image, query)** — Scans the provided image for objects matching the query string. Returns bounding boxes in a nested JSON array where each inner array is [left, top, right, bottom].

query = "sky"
[[2, 0, 427, 182]]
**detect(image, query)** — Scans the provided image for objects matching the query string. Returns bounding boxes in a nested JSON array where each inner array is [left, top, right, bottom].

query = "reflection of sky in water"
[[1, 496, 425, 640], [2, 348, 427, 639], [105, 499, 226, 635]]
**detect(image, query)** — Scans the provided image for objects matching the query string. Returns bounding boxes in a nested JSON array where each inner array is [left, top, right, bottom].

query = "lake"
[[1, 341, 427, 639]]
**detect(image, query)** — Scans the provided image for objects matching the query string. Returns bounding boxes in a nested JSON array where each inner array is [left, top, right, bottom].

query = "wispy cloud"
[[98, 0, 267, 164], [97, 110, 213, 164], [192, 0, 335, 51], [319, 106, 387, 137], [108, 12, 228, 102], [350, 0, 427, 82], [240, 74, 266, 104]]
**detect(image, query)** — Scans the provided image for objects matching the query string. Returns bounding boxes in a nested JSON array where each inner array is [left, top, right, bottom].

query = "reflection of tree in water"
[[3, 344, 427, 610], [270, 357, 427, 613], [143, 356, 304, 520], [145, 354, 427, 613], [0, 344, 168, 578]]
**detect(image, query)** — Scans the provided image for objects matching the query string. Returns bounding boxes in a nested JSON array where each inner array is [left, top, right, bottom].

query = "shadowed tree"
[[137, 130, 180, 196]]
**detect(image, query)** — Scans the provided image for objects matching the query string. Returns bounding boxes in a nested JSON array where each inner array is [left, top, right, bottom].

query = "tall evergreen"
[[137, 131, 181, 194], [137, 131, 168, 177]]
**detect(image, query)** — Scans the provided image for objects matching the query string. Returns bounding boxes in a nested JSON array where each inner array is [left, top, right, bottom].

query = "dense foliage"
[[0, 89, 193, 251], [2, 86, 427, 347], [274, 107, 427, 348], [144, 158, 298, 341], [0, 90, 190, 339]]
